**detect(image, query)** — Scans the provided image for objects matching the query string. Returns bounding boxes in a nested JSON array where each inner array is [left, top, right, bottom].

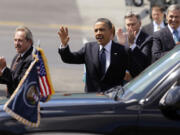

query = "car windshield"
[[118, 46, 180, 101]]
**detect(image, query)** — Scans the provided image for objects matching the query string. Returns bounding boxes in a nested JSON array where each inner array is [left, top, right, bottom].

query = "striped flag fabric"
[[34, 47, 55, 102]]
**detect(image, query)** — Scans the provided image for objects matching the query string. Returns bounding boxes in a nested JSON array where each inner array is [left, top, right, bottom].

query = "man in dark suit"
[[58, 18, 142, 93], [152, 4, 180, 62], [142, 4, 166, 35], [117, 12, 152, 81], [0, 26, 34, 97]]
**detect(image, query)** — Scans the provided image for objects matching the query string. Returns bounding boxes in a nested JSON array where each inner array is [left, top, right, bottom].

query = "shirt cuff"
[[130, 43, 136, 50], [59, 44, 68, 49]]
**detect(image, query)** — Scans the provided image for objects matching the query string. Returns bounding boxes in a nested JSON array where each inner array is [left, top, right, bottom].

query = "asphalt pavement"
[[0, 0, 150, 96]]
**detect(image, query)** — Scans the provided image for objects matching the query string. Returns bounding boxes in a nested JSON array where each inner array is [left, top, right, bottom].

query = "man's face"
[[94, 22, 112, 46], [125, 16, 141, 34], [152, 7, 164, 24], [14, 31, 32, 54], [166, 9, 180, 29]]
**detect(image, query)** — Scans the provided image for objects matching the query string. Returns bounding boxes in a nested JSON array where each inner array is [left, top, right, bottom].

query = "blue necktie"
[[99, 48, 106, 76], [173, 30, 179, 43]]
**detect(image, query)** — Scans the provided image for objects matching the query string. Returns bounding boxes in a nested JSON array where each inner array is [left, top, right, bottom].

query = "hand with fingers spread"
[[58, 26, 70, 47], [128, 29, 137, 45], [117, 28, 128, 45]]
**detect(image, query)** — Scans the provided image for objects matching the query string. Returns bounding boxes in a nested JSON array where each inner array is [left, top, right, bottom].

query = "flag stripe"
[[38, 77, 46, 97], [42, 76, 49, 95], [44, 76, 51, 95], [40, 76, 48, 96]]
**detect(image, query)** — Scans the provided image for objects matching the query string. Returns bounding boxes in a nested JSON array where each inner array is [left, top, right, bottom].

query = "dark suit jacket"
[[142, 22, 154, 36], [130, 30, 152, 69], [59, 41, 142, 92], [0, 46, 33, 96], [151, 26, 175, 62]]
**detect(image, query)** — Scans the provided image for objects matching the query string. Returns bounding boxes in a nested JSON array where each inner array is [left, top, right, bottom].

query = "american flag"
[[35, 47, 55, 101]]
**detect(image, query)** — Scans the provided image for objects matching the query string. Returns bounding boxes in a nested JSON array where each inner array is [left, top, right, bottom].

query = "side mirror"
[[159, 86, 180, 120], [159, 86, 180, 108]]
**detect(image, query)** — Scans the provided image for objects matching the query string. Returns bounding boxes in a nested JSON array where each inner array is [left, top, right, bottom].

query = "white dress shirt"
[[153, 21, 165, 32], [99, 40, 112, 72]]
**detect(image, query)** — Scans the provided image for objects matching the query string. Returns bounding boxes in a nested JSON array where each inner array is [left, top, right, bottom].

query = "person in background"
[[58, 18, 142, 93], [0, 26, 34, 97], [117, 11, 152, 82], [142, 4, 166, 35], [152, 4, 180, 62]]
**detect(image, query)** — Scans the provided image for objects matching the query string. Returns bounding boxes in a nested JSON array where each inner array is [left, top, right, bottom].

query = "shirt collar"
[[168, 24, 180, 34], [99, 40, 112, 53], [153, 21, 165, 28]]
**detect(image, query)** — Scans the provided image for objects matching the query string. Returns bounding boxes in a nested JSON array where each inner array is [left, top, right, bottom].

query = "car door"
[[138, 64, 180, 135]]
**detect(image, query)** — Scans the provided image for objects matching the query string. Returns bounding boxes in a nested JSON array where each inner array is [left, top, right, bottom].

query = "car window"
[[119, 46, 180, 101]]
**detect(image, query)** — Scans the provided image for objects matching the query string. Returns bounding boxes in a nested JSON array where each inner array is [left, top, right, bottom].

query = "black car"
[[1, 46, 180, 135]]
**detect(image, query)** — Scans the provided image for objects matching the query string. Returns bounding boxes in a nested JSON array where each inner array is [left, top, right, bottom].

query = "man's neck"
[[154, 20, 163, 25], [19, 46, 32, 57]]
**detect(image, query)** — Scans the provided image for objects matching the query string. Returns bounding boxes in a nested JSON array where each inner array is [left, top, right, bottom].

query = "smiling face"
[[94, 21, 112, 46], [166, 9, 180, 30], [14, 31, 32, 54]]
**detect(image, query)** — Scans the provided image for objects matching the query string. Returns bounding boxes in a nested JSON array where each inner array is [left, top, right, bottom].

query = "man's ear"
[[29, 40, 33, 46]]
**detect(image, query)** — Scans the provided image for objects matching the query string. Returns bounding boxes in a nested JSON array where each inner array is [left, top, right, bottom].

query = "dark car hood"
[[40, 92, 117, 107]]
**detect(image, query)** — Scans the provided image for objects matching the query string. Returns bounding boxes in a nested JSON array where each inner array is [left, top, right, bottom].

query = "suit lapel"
[[165, 26, 176, 45], [106, 42, 121, 74], [92, 42, 101, 73], [136, 30, 148, 48]]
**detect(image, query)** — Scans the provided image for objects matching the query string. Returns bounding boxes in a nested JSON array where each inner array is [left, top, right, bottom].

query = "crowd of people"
[[0, 4, 180, 97]]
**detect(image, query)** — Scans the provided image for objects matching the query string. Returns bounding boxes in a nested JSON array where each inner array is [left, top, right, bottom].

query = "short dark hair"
[[151, 4, 164, 13], [95, 18, 113, 29]]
